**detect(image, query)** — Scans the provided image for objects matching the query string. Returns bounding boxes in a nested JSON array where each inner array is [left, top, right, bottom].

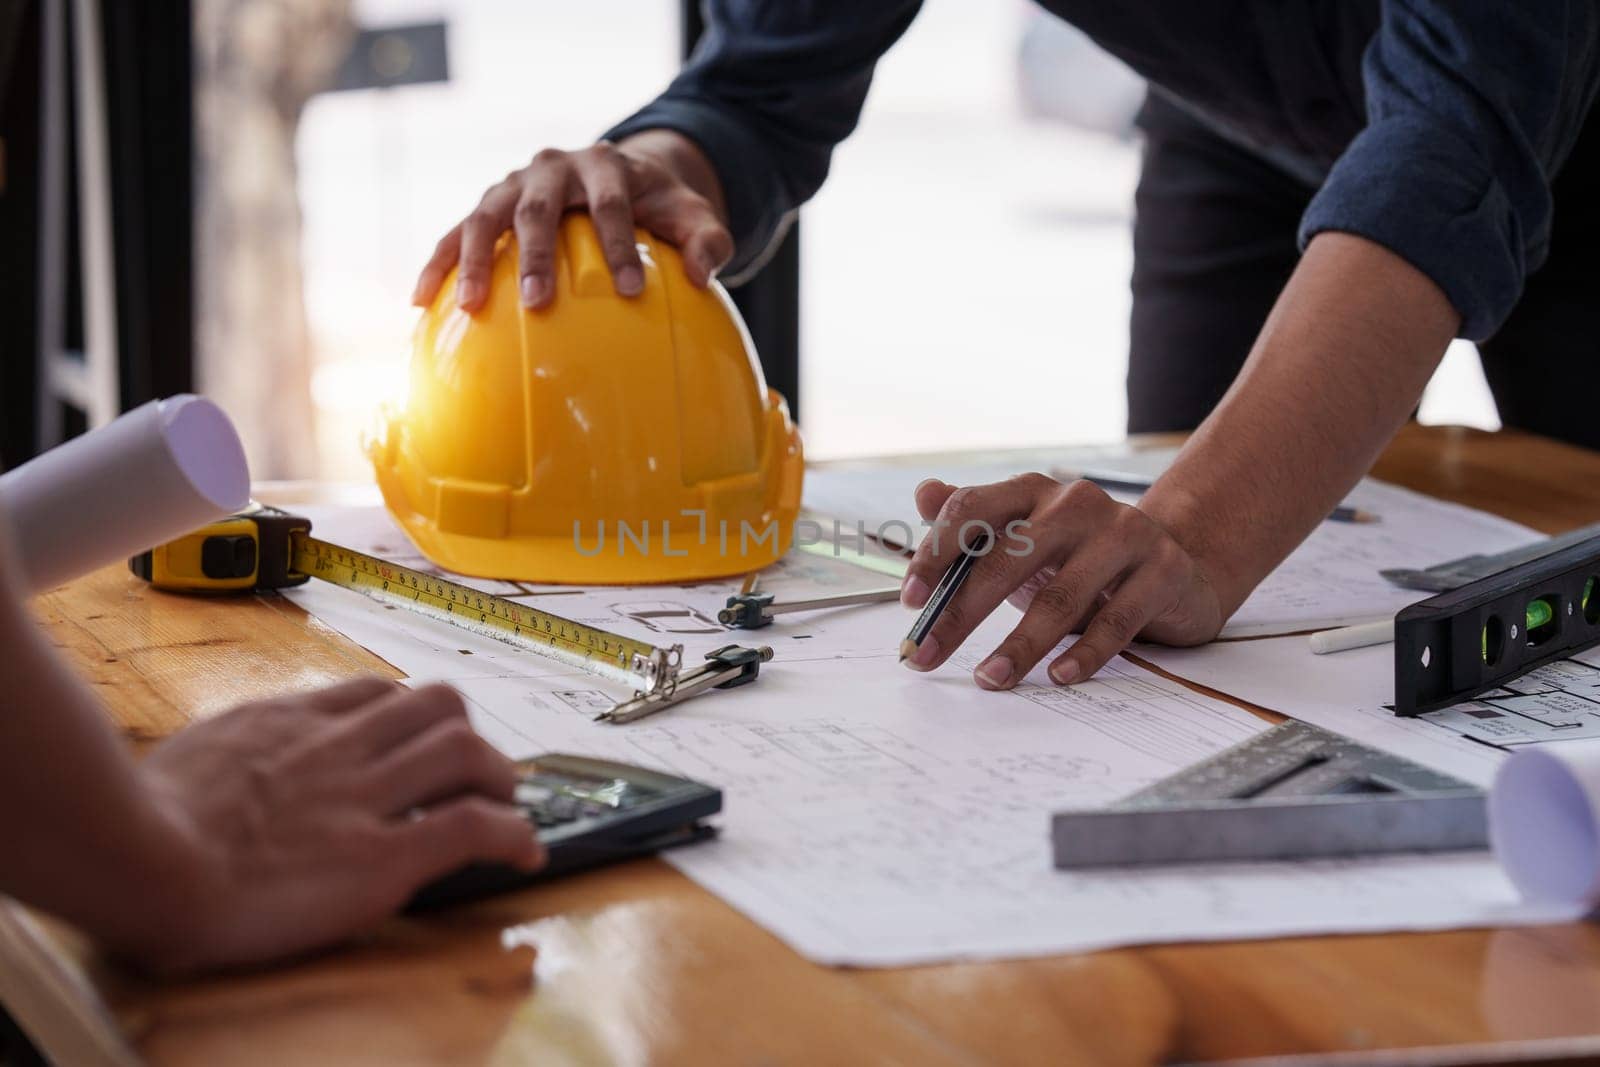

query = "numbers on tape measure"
[[290, 533, 665, 684]]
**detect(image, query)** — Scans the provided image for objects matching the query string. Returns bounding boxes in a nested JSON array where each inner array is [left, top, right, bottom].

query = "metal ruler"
[[1052, 720, 1486, 868], [718, 586, 901, 628], [1382, 520, 1600, 592]]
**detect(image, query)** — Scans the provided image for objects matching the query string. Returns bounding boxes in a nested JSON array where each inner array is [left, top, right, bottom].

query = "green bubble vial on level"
[[1481, 597, 1564, 662]]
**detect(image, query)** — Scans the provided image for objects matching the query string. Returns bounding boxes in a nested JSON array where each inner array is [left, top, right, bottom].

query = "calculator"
[[407, 753, 722, 911]]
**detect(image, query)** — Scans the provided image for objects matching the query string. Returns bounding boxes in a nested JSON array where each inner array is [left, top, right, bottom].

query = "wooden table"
[[6, 425, 1600, 1066]]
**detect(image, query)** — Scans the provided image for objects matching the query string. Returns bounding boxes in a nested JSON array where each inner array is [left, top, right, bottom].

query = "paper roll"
[[1489, 740, 1600, 906], [0, 395, 250, 594]]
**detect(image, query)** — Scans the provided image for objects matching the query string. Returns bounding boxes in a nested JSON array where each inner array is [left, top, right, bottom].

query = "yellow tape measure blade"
[[288, 534, 678, 692]]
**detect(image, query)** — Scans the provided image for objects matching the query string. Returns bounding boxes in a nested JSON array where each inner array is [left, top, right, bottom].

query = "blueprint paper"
[[282, 506, 1574, 966], [802, 463, 1037, 550], [1423, 650, 1600, 748], [1220, 478, 1540, 638], [1136, 639, 1600, 783], [442, 657, 1565, 965], [1133, 637, 1506, 787], [804, 458, 1542, 639], [0, 395, 249, 594], [1490, 740, 1600, 907]]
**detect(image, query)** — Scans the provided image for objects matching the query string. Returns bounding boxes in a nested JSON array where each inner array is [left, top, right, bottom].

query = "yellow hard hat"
[[369, 214, 803, 584]]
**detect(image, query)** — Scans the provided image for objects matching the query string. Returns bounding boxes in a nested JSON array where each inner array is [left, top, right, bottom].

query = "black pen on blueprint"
[[1074, 473, 1377, 524], [899, 529, 993, 663]]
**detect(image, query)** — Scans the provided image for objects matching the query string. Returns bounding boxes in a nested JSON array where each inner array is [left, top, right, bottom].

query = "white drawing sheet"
[[1137, 638, 1600, 777], [1222, 478, 1541, 638], [1134, 637, 1508, 788], [1424, 649, 1600, 747], [284, 505, 1575, 966], [0, 395, 249, 594], [1490, 739, 1600, 908]]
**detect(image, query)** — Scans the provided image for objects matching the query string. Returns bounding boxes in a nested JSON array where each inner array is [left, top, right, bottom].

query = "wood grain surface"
[[6, 425, 1600, 1066]]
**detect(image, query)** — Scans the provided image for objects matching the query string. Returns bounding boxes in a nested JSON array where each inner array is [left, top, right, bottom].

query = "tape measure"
[[130, 505, 771, 718]]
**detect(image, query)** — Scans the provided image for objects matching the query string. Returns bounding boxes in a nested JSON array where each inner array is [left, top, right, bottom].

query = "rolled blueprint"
[[1490, 740, 1600, 907], [0, 395, 249, 594]]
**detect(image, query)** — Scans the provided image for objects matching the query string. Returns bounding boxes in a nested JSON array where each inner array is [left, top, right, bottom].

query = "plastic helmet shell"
[[369, 214, 804, 584]]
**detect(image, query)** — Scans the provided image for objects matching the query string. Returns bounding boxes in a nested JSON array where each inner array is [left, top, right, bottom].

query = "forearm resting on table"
[[1141, 232, 1462, 616], [0, 530, 195, 958]]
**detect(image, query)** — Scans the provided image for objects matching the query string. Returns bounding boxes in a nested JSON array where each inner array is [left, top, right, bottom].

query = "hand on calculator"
[[134, 678, 543, 972]]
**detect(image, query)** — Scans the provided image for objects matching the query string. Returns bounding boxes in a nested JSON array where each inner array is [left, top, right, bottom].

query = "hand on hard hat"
[[412, 130, 734, 313], [381, 214, 804, 585]]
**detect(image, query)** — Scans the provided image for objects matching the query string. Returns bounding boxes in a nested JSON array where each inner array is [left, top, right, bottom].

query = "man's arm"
[[413, 0, 923, 310], [604, 0, 924, 282], [899, 232, 1455, 689], [0, 531, 200, 959], [1142, 232, 1458, 619], [0, 523, 542, 974], [1147, 0, 1600, 617], [1299, 1, 1600, 341], [901, 3, 1600, 689]]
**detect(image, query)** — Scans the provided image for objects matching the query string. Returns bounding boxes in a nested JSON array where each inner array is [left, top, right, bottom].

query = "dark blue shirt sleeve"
[[1298, 1, 1600, 340], [603, 1, 922, 282]]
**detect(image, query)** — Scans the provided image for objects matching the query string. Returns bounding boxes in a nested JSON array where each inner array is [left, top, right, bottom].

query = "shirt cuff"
[[604, 98, 791, 283], [1298, 115, 1541, 341]]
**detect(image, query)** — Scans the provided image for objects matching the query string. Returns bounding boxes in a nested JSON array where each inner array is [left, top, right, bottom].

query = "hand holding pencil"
[[896, 475, 1223, 690]]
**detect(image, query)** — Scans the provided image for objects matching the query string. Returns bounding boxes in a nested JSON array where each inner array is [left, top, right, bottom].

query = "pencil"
[[1308, 618, 1395, 654], [900, 530, 992, 662], [1074, 474, 1378, 524]]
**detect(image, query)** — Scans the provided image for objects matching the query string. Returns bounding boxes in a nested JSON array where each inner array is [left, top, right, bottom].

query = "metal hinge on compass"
[[594, 645, 774, 724], [131, 504, 774, 722]]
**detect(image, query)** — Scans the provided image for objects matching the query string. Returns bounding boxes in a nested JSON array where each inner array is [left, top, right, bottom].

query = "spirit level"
[[1393, 532, 1600, 715]]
